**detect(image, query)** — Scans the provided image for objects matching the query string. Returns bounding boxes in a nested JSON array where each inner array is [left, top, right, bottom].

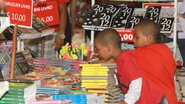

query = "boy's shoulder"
[[134, 44, 171, 53], [116, 49, 134, 61]]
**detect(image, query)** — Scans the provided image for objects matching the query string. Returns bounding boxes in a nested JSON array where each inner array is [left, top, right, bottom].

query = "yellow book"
[[80, 64, 102, 67], [82, 86, 107, 89], [81, 72, 107, 75], [82, 68, 108, 71], [82, 80, 107, 83], [81, 74, 108, 76], [82, 83, 107, 87], [82, 82, 107, 85], [88, 90, 108, 94]]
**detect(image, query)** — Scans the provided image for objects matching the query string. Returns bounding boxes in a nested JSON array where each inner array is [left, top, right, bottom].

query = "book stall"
[[0, 0, 185, 104]]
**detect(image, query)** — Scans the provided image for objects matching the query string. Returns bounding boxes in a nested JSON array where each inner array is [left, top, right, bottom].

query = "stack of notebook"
[[80, 64, 109, 90], [0, 82, 36, 104], [80, 63, 124, 103], [80, 63, 117, 89]]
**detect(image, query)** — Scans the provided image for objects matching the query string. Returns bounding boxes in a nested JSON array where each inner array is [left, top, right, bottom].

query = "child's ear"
[[107, 44, 113, 53], [146, 35, 152, 42]]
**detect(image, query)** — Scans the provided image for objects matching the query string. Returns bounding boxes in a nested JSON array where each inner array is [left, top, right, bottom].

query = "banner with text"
[[33, 1, 59, 26], [5, 0, 33, 28]]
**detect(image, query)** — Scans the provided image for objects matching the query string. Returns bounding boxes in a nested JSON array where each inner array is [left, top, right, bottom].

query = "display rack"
[[88, 0, 178, 56]]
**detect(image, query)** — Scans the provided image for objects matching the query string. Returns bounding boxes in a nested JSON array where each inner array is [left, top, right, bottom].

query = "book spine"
[[0, 100, 24, 104], [2, 94, 24, 99]]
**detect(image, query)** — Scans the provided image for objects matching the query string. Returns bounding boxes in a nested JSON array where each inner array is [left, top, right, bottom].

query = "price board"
[[83, 4, 120, 30], [5, 0, 33, 28], [144, 6, 161, 23], [125, 16, 143, 29], [97, 4, 120, 28], [115, 28, 134, 42], [159, 17, 174, 33], [112, 6, 134, 28], [83, 4, 106, 28], [34, 0, 59, 26]]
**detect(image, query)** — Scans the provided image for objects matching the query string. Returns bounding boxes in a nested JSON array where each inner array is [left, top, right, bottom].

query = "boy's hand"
[[54, 35, 64, 51]]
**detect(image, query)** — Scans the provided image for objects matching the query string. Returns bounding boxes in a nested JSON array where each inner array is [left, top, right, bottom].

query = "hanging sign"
[[144, 6, 161, 23], [115, 28, 134, 42], [159, 17, 174, 34], [33, 0, 59, 26], [5, 0, 33, 28], [125, 16, 143, 29]]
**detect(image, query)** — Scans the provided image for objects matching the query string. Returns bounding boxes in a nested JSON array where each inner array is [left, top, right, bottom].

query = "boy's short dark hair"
[[95, 28, 121, 48], [134, 20, 161, 43]]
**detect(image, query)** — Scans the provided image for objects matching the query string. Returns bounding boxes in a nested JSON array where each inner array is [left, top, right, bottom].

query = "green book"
[[3, 94, 24, 99], [0, 97, 24, 102], [0, 100, 24, 104], [8, 83, 36, 96]]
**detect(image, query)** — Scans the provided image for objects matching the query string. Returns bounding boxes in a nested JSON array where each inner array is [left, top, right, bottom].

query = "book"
[[9, 83, 36, 97], [26, 100, 71, 104], [0, 81, 9, 98]]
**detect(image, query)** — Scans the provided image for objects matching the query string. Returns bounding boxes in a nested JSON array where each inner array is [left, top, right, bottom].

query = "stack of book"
[[53, 94, 87, 104], [0, 82, 36, 104], [105, 85, 124, 103], [34, 58, 85, 76], [80, 63, 124, 103], [80, 64, 117, 90], [34, 57, 85, 70], [37, 87, 70, 95], [27, 100, 71, 104]]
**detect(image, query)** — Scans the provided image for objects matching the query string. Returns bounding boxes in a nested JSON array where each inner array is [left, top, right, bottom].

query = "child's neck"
[[113, 48, 122, 59]]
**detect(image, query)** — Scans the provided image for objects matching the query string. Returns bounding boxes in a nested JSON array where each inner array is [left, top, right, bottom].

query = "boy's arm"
[[124, 78, 142, 104], [54, 3, 67, 51]]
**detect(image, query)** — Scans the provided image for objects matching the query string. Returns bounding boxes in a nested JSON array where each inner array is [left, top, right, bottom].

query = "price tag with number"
[[115, 28, 134, 42], [98, 4, 120, 28], [144, 6, 161, 23], [159, 17, 174, 33], [34, 0, 59, 26], [125, 16, 143, 29], [5, 0, 33, 28], [112, 6, 134, 28], [83, 4, 105, 27]]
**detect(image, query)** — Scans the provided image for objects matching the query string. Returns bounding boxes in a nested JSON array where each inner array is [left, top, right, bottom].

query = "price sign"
[[112, 6, 134, 28], [159, 17, 174, 33], [115, 28, 134, 42], [34, 1, 59, 26], [98, 4, 120, 27], [5, 0, 33, 28], [144, 6, 161, 23], [125, 16, 143, 29], [83, 4, 105, 27]]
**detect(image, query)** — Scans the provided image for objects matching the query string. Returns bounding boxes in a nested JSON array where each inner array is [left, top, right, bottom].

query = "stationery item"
[[0, 81, 9, 98]]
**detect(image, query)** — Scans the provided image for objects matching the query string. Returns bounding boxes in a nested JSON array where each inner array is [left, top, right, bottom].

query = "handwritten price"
[[41, 16, 53, 23], [7, 12, 26, 22]]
